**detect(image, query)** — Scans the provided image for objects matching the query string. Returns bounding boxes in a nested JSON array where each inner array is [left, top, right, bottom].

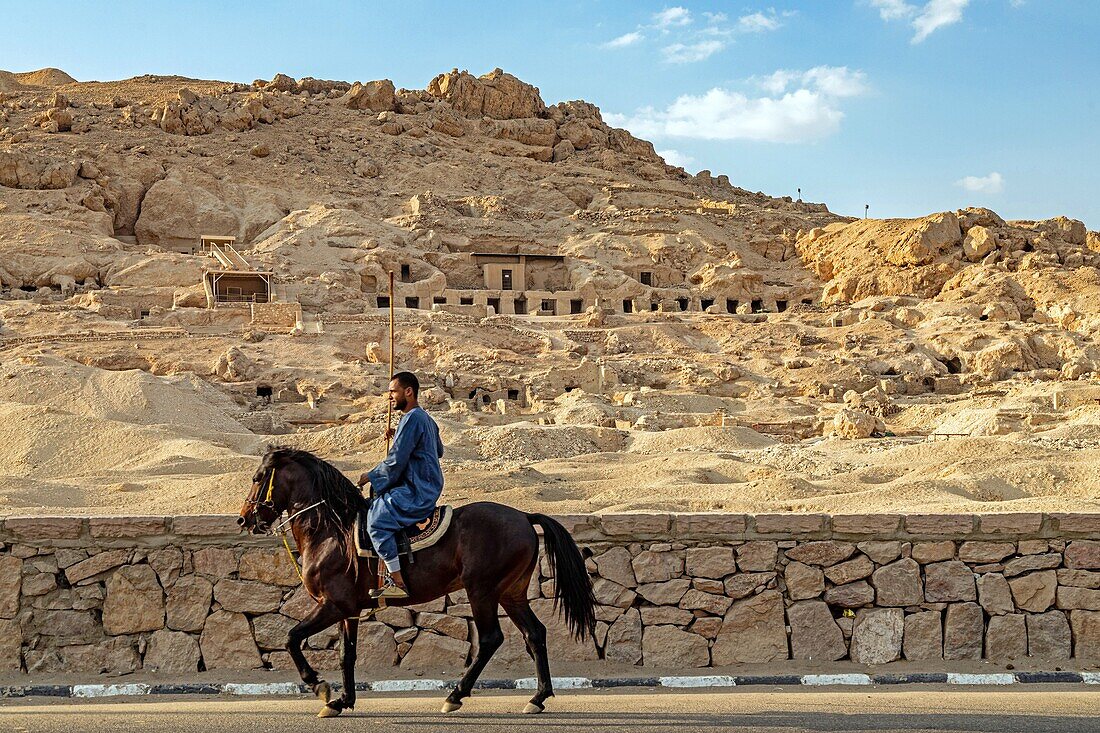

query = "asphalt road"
[[2, 687, 1098, 733]]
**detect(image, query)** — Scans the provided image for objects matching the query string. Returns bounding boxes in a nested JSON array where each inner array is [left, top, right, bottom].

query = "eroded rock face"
[[427, 68, 546, 120], [151, 88, 303, 136], [342, 80, 397, 112], [0, 151, 79, 190], [134, 168, 290, 250], [799, 213, 964, 303], [832, 409, 883, 439]]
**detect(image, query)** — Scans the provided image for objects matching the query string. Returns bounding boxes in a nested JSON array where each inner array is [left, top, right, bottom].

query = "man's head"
[[388, 371, 419, 412]]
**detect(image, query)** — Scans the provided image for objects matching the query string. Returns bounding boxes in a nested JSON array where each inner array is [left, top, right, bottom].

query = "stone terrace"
[[0, 512, 1098, 677]]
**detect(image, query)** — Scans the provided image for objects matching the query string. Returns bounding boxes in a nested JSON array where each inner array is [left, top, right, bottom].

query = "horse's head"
[[239, 448, 293, 534]]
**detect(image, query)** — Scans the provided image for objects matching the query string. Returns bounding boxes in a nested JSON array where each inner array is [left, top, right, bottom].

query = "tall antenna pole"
[[386, 270, 395, 453]]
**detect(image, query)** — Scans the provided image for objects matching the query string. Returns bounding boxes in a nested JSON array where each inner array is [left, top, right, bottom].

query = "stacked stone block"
[[0, 512, 1098, 677]]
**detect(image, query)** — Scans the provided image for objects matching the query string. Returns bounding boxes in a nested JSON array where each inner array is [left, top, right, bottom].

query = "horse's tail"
[[526, 513, 596, 642]]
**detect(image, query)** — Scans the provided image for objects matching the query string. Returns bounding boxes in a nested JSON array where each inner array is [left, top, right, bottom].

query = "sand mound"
[[15, 67, 77, 87], [932, 408, 1028, 437], [0, 356, 250, 435], [626, 426, 776, 454], [458, 422, 625, 462], [0, 71, 31, 92]]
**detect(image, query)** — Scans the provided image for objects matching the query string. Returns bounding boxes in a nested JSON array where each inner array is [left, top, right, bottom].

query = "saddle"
[[354, 504, 453, 564]]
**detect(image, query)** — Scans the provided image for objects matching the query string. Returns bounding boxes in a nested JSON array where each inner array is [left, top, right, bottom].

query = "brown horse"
[[237, 447, 596, 718]]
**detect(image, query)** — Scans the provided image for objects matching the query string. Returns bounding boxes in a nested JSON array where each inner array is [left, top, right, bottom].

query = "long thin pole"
[[386, 270, 395, 453]]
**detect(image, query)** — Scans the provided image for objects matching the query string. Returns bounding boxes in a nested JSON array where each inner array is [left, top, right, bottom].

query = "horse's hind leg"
[[441, 596, 503, 713], [286, 601, 345, 709], [319, 616, 359, 718], [503, 600, 552, 714]]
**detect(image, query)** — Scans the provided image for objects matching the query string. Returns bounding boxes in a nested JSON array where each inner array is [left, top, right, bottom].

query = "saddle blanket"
[[355, 505, 453, 559]]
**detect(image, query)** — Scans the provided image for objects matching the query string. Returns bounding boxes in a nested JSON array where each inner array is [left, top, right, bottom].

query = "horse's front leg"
[[319, 617, 359, 718], [286, 600, 345, 710]]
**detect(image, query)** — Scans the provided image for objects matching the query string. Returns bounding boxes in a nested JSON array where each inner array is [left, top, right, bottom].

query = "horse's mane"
[[264, 446, 363, 526], [261, 446, 363, 576]]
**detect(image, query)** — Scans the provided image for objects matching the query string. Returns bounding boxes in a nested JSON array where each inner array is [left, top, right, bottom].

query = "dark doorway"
[[501, 269, 513, 290], [677, 297, 688, 311], [640, 271, 653, 286], [515, 297, 527, 314], [622, 299, 633, 313], [405, 296, 420, 309], [726, 299, 739, 313], [460, 296, 474, 305], [701, 298, 714, 311], [400, 264, 411, 282], [776, 299, 788, 312], [650, 301, 659, 311], [751, 299, 763, 313], [507, 389, 520, 400], [487, 297, 500, 313], [570, 299, 583, 314], [433, 296, 447, 305], [377, 296, 391, 308]]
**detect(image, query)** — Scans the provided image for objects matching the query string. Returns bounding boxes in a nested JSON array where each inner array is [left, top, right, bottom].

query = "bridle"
[[242, 460, 384, 614], [243, 466, 326, 598], [245, 467, 328, 534]]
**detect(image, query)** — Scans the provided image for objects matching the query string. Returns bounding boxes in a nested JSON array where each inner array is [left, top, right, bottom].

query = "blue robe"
[[365, 406, 444, 571]]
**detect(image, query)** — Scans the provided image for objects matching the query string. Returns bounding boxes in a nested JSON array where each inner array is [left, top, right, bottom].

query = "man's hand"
[[357, 472, 370, 488], [384, 426, 395, 441]]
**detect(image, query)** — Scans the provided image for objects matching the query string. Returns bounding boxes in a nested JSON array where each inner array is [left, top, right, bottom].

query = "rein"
[[256, 468, 326, 599]]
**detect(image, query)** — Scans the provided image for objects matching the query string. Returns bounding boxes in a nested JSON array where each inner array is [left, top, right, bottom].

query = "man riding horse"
[[239, 371, 595, 717], [358, 371, 444, 600]]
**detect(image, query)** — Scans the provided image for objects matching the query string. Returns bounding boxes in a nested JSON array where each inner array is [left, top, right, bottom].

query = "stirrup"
[[370, 575, 409, 600]]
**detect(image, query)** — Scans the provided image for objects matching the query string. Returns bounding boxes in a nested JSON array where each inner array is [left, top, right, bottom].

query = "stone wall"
[[250, 301, 302, 328], [0, 513, 1098, 678]]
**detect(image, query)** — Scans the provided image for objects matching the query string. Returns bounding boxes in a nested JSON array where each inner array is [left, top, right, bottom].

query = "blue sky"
[[4, 1, 1097, 228]]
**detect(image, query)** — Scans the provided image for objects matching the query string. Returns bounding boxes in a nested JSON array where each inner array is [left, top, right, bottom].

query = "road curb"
[[3, 671, 1098, 698]]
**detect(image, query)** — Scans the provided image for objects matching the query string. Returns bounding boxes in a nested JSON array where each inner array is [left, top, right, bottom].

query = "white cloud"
[[657, 149, 695, 169], [738, 10, 783, 32], [869, 0, 970, 43], [703, 11, 729, 24], [912, 0, 970, 42], [662, 40, 725, 64], [956, 172, 1004, 194], [756, 66, 869, 97], [654, 7, 692, 28], [800, 66, 870, 97], [607, 66, 868, 144], [871, 0, 915, 21], [604, 31, 644, 48]]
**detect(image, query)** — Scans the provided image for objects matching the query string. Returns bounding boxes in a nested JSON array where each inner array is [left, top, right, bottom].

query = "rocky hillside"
[[1, 67, 1099, 517]]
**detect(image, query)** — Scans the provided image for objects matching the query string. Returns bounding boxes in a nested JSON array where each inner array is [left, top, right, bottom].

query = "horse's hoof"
[[441, 700, 462, 713], [318, 705, 341, 718], [523, 702, 544, 715], [314, 682, 331, 704]]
